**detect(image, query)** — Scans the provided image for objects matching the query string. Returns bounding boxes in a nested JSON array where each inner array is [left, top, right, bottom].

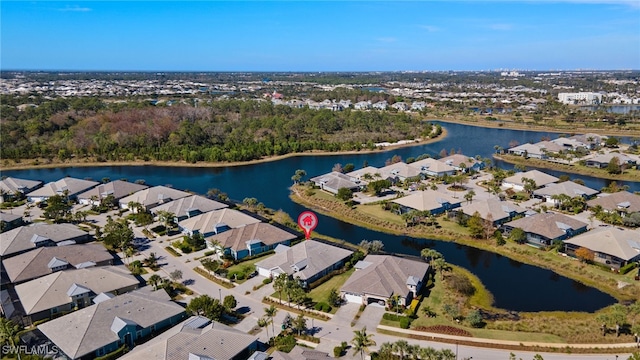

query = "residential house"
[[501, 212, 588, 247], [372, 101, 388, 110], [456, 198, 526, 226], [151, 195, 228, 222], [345, 166, 381, 184], [437, 154, 485, 173], [1, 223, 90, 258], [587, 191, 640, 216], [340, 255, 429, 307], [206, 222, 298, 260], [408, 158, 456, 178], [533, 181, 599, 205], [550, 137, 588, 151], [310, 172, 360, 194], [0, 211, 23, 232], [271, 346, 330, 360], [77, 180, 149, 206], [178, 208, 261, 238], [507, 143, 548, 159], [564, 227, 640, 269], [392, 190, 461, 215], [2, 243, 113, 285], [38, 287, 186, 360], [410, 101, 426, 111], [354, 101, 371, 110], [391, 102, 409, 111], [0, 177, 43, 202], [27, 177, 99, 203], [502, 170, 559, 192], [378, 162, 423, 183], [121, 316, 259, 360], [569, 133, 605, 149], [119, 185, 191, 211], [14, 266, 139, 325], [585, 153, 638, 169], [255, 240, 353, 287]]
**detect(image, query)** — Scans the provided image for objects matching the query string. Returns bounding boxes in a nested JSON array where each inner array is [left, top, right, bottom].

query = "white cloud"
[[58, 6, 92, 12]]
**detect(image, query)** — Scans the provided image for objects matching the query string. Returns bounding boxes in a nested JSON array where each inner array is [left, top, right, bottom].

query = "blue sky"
[[1, 1, 639, 71]]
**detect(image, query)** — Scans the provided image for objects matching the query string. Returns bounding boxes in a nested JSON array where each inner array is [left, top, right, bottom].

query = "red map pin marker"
[[297, 211, 318, 240]]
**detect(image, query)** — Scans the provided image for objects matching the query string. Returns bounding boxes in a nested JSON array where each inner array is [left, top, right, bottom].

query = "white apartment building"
[[557, 92, 602, 105]]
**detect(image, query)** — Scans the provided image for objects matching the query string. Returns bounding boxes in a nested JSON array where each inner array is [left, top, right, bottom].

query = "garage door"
[[257, 267, 272, 278], [345, 293, 363, 304]]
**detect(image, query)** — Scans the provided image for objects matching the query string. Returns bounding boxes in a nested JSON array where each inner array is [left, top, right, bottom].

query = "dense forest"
[[0, 96, 438, 164]]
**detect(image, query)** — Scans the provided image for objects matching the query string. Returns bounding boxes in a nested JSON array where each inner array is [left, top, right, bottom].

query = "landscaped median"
[[376, 325, 638, 354]]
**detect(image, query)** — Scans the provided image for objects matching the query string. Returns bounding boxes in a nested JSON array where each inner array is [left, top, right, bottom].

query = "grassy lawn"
[[356, 204, 404, 225], [224, 255, 271, 284], [308, 268, 355, 312]]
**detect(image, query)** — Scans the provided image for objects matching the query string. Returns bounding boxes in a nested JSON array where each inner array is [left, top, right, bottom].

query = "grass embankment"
[[307, 268, 355, 314], [495, 154, 640, 182], [433, 113, 640, 137], [290, 184, 640, 303]]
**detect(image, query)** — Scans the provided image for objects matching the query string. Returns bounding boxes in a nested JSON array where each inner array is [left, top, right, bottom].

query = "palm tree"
[[273, 273, 288, 304], [433, 257, 448, 280], [264, 305, 277, 336], [376, 342, 394, 360], [257, 317, 269, 339], [464, 190, 476, 204], [0, 317, 22, 360], [351, 327, 376, 360], [392, 339, 409, 359], [147, 274, 163, 290], [420, 249, 442, 265]]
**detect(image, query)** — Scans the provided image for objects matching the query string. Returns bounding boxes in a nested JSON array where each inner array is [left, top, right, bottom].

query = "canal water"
[[4, 122, 635, 312]]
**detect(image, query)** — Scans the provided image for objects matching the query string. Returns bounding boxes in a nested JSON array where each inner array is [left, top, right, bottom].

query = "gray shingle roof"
[[503, 212, 588, 240], [392, 190, 461, 212], [0, 177, 43, 194], [458, 198, 526, 223], [3, 243, 113, 284], [38, 288, 185, 359], [119, 185, 191, 209], [207, 222, 297, 252], [0, 223, 89, 257], [564, 227, 640, 261], [503, 170, 559, 187], [27, 177, 99, 199], [151, 195, 228, 218], [179, 208, 261, 234], [533, 181, 599, 198], [15, 266, 138, 315], [587, 191, 640, 213], [255, 240, 352, 281], [77, 180, 149, 201], [341, 255, 429, 299]]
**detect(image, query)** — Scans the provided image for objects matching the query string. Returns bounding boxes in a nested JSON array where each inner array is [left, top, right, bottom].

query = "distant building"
[[558, 92, 602, 105]]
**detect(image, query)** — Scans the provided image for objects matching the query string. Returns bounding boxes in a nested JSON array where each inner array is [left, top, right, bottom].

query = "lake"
[[4, 122, 634, 312]]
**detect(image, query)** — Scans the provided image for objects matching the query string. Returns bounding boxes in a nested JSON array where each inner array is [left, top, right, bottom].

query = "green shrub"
[[399, 317, 411, 329], [334, 346, 344, 357], [314, 302, 332, 313], [620, 262, 638, 275], [263, 277, 273, 285], [204, 250, 215, 256]]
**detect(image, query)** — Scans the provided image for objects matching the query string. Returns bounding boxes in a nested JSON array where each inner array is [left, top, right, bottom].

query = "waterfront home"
[[501, 212, 588, 247], [255, 240, 353, 287], [205, 222, 298, 260], [310, 172, 361, 194], [587, 191, 640, 216], [1, 223, 90, 258], [564, 227, 640, 270], [271, 346, 331, 360], [408, 158, 457, 178], [569, 133, 605, 149], [550, 137, 589, 151], [38, 287, 186, 360], [0, 177, 43, 202], [437, 154, 485, 173], [533, 181, 599, 205], [119, 185, 191, 211], [379, 162, 424, 183], [26, 177, 99, 203], [151, 195, 228, 222], [502, 170, 559, 192], [178, 208, 260, 238], [77, 180, 149, 206], [392, 190, 461, 215], [507, 143, 549, 159], [2, 243, 113, 285], [340, 255, 429, 307], [585, 153, 638, 169], [14, 266, 139, 325], [455, 198, 526, 226], [345, 166, 381, 184], [0, 211, 23, 232], [120, 316, 259, 360]]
